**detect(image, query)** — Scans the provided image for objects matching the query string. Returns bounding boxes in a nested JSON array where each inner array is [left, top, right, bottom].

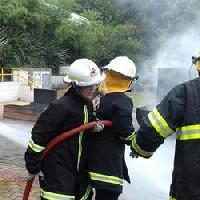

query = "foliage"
[[0, 0, 200, 71]]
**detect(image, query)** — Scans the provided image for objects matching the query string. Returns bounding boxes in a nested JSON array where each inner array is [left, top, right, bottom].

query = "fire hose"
[[22, 120, 112, 200]]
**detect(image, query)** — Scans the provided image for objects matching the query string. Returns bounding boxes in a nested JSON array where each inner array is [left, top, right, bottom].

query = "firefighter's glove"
[[129, 149, 139, 158], [25, 171, 44, 182], [91, 121, 104, 133]]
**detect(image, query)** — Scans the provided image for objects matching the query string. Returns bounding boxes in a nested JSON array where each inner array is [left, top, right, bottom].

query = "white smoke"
[[153, 26, 200, 70], [137, 26, 200, 106], [148, 25, 200, 101], [136, 23, 200, 106]]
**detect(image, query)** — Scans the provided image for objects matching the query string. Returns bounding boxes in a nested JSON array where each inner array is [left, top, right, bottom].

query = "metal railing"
[[0, 68, 39, 89]]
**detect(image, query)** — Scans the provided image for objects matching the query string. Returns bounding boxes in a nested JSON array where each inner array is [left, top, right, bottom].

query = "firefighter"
[[24, 58, 104, 200], [131, 52, 200, 200], [87, 56, 138, 200]]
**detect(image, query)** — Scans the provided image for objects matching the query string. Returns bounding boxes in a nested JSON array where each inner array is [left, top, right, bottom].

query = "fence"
[[0, 67, 39, 89]]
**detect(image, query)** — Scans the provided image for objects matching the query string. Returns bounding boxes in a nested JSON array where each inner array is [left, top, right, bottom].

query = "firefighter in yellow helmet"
[[87, 56, 138, 200], [130, 53, 200, 200], [25, 59, 104, 200]]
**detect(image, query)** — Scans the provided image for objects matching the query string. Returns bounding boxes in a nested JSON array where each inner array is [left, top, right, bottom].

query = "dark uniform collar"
[[64, 87, 89, 105]]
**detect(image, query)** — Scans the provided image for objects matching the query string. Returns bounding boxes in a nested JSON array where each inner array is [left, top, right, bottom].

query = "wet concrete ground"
[[0, 135, 25, 167]]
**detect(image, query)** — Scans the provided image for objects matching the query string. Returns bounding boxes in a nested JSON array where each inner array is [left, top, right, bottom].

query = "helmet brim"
[[63, 75, 73, 84], [63, 73, 105, 86], [77, 73, 105, 87]]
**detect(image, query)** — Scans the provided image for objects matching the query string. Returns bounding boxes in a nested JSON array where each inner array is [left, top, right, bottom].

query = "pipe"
[[22, 120, 112, 200]]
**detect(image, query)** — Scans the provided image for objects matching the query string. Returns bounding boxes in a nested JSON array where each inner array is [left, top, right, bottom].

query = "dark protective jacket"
[[87, 92, 135, 193], [132, 77, 200, 200], [25, 87, 93, 200]]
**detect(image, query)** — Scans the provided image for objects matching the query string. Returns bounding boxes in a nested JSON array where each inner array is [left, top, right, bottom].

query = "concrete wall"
[[12, 68, 52, 89], [0, 82, 33, 102], [0, 82, 19, 102], [51, 76, 65, 89], [13, 70, 29, 85], [18, 85, 34, 102]]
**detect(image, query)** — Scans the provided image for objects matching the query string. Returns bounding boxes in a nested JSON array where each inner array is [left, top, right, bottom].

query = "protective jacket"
[[25, 87, 93, 200], [87, 92, 135, 193], [132, 77, 200, 200]]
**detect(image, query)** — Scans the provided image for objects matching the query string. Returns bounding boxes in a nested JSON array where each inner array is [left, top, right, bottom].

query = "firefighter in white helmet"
[[192, 52, 200, 76], [130, 53, 200, 200], [87, 56, 138, 199], [25, 58, 104, 200]]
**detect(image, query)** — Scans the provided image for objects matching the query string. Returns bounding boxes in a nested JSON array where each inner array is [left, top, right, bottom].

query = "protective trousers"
[[95, 189, 120, 200]]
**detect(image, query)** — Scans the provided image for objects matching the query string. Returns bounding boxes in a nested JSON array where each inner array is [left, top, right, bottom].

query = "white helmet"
[[63, 58, 104, 86], [104, 56, 136, 78], [192, 51, 200, 64]]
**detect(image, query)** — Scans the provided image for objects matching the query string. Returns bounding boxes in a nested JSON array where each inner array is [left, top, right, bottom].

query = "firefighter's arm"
[[112, 97, 135, 145], [25, 101, 66, 174], [131, 84, 185, 158]]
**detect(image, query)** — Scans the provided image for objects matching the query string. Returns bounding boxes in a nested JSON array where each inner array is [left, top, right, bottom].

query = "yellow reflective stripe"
[[89, 172, 123, 186], [119, 131, 135, 141], [148, 111, 166, 137], [83, 105, 88, 124], [169, 196, 176, 200], [77, 105, 88, 171], [80, 185, 92, 200], [77, 131, 83, 171], [177, 124, 200, 140], [181, 124, 200, 131], [131, 134, 153, 157], [40, 188, 75, 200], [148, 108, 174, 138], [177, 133, 200, 140], [28, 138, 45, 153]]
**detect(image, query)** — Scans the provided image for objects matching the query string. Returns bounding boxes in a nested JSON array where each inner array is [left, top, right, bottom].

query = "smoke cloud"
[[118, 0, 200, 106]]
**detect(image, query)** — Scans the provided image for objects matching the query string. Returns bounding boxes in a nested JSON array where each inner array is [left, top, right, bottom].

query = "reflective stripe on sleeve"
[[40, 189, 75, 200], [119, 131, 135, 141], [80, 185, 92, 200], [169, 196, 176, 200], [131, 134, 153, 157], [28, 138, 45, 153], [176, 124, 200, 140], [148, 108, 174, 138], [89, 172, 123, 186]]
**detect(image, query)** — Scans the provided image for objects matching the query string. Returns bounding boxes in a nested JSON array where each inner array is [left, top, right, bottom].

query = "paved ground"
[[0, 116, 175, 200], [0, 135, 39, 200], [0, 136, 26, 200], [0, 163, 39, 200]]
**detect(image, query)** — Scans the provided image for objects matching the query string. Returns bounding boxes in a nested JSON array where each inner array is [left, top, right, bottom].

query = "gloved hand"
[[129, 149, 139, 158], [25, 171, 44, 182], [91, 121, 104, 133], [92, 95, 101, 112]]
